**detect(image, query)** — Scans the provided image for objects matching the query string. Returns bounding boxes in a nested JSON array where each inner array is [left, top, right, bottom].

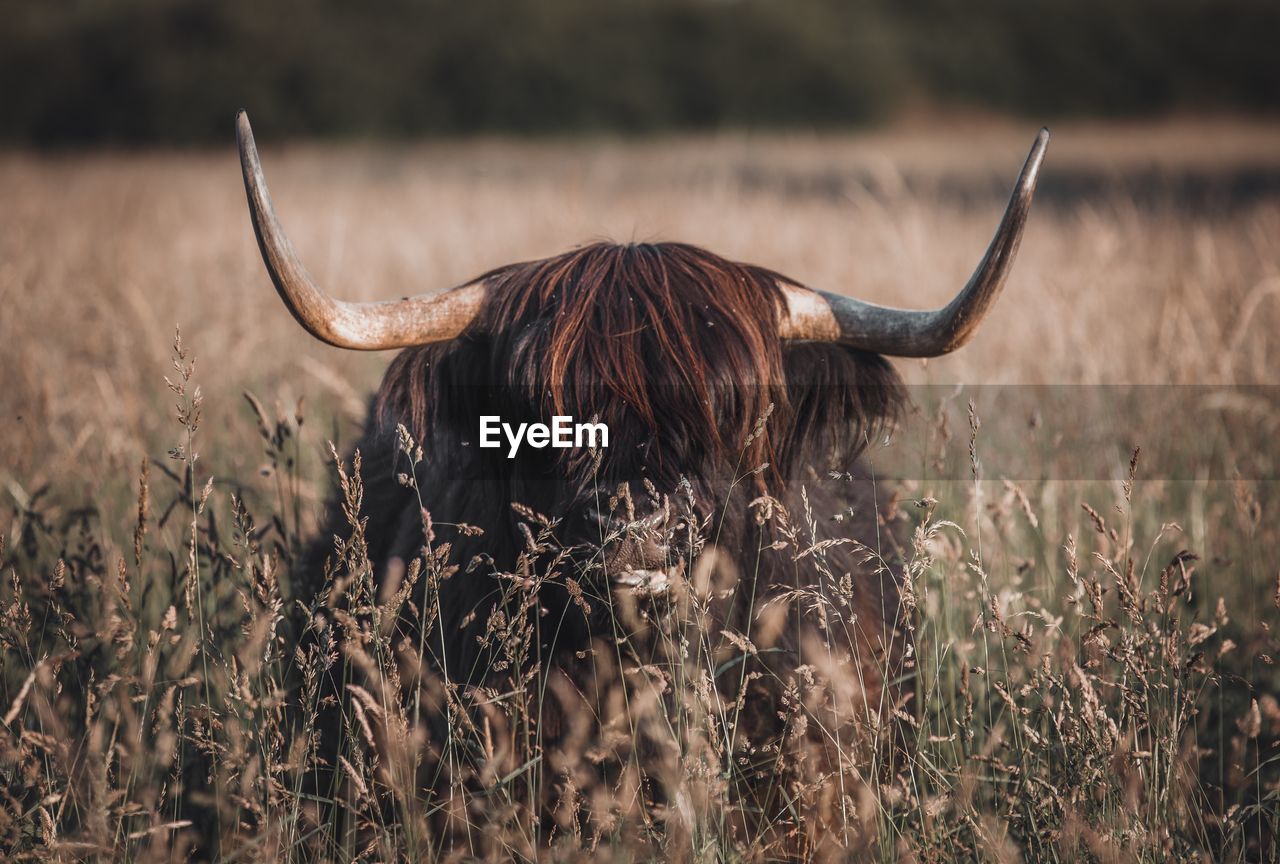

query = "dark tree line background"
[[4, 0, 1277, 147]]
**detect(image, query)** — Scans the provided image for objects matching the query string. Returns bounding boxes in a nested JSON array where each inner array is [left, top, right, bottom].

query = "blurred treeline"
[[4, 0, 1277, 146]]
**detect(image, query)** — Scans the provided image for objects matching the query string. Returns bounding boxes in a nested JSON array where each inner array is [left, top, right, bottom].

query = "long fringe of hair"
[[377, 241, 904, 493]]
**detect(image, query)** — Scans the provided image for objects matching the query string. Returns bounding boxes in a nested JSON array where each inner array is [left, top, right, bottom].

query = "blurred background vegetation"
[[4, 0, 1278, 147]]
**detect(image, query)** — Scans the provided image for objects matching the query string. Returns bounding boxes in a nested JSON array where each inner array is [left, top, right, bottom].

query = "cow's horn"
[[237, 112, 485, 350], [779, 128, 1049, 357]]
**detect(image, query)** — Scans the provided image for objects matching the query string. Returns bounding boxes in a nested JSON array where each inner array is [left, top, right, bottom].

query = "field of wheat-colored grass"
[[4, 119, 1279, 489], [1, 118, 1279, 860]]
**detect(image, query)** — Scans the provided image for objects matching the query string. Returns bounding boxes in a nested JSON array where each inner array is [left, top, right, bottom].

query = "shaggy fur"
[[300, 241, 913, 842]]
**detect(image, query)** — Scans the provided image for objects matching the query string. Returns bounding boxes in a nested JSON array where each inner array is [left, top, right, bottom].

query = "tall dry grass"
[[1, 119, 1278, 860]]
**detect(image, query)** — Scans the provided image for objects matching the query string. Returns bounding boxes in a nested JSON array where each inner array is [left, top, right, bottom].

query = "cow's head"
[[236, 112, 1047, 578]]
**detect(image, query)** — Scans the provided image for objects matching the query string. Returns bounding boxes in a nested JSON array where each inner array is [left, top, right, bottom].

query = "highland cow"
[[236, 112, 1047, 850]]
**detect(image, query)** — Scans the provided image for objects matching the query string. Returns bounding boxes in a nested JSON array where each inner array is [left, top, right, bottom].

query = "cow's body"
[[309, 414, 910, 695], [303, 242, 910, 696], [295, 244, 914, 847]]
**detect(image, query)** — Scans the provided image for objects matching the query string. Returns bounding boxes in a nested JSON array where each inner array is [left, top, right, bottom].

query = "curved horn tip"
[[236, 111, 255, 146], [1028, 127, 1051, 167]]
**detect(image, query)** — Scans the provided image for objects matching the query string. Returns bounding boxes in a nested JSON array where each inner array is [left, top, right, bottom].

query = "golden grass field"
[[4, 119, 1280, 492], [1, 117, 1279, 860]]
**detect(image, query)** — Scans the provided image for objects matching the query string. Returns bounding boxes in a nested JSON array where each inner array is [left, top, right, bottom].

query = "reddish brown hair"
[[378, 242, 902, 496]]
